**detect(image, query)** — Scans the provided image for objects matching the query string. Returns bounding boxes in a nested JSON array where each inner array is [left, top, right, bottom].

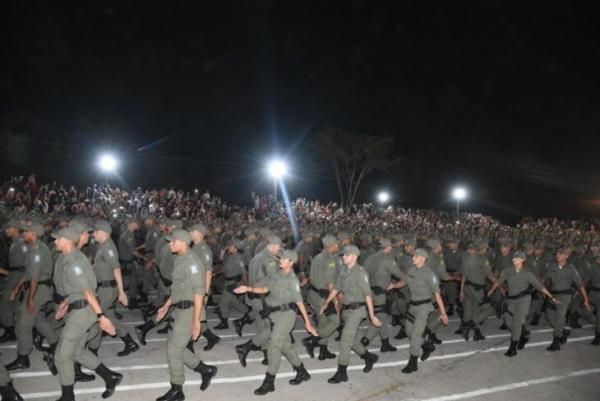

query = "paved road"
[[2, 298, 598, 401]]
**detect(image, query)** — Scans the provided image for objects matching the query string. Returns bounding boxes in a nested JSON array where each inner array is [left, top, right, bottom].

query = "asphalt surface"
[[1, 297, 598, 401]]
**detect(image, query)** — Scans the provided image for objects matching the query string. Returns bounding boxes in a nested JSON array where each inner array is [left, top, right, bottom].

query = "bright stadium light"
[[452, 187, 467, 217], [98, 154, 118, 173], [378, 191, 390, 204], [267, 160, 288, 180]]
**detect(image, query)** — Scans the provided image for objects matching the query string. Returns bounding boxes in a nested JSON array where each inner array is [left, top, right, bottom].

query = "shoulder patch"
[[73, 266, 83, 275], [108, 249, 114, 257], [22, 245, 28, 252], [34, 254, 41, 263], [432, 275, 438, 285], [191, 264, 199, 274]]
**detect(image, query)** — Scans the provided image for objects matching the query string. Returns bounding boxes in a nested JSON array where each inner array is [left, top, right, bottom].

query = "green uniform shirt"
[[406, 266, 439, 301], [309, 250, 340, 290], [53, 254, 67, 297], [498, 267, 544, 295], [544, 262, 583, 292], [443, 248, 463, 273], [495, 253, 513, 274], [364, 251, 406, 288], [335, 264, 372, 304], [427, 252, 451, 281], [222, 253, 245, 279], [144, 226, 161, 252], [158, 242, 176, 280], [241, 239, 256, 266], [192, 240, 213, 272], [170, 250, 206, 303], [265, 269, 302, 307], [248, 248, 278, 287], [9, 237, 29, 267], [62, 249, 97, 303], [461, 254, 494, 286], [93, 239, 120, 281], [118, 230, 136, 261], [24, 240, 53, 282]]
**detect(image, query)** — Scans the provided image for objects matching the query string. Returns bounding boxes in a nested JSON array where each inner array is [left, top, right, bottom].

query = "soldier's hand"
[[306, 322, 318, 337], [234, 286, 248, 294], [27, 300, 36, 315], [459, 291, 465, 302], [9, 288, 18, 301], [370, 315, 383, 327], [157, 305, 169, 322], [319, 303, 327, 315], [99, 316, 116, 336], [55, 301, 69, 320], [118, 292, 129, 307], [440, 313, 449, 326], [192, 320, 201, 341]]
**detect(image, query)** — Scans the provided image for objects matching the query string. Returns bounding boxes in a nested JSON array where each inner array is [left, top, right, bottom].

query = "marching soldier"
[[234, 250, 317, 395], [216, 240, 249, 332], [154, 229, 217, 401], [118, 218, 144, 309]]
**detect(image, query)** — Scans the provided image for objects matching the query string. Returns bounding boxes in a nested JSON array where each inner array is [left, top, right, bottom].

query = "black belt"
[[225, 274, 243, 283], [589, 286, 600, 292], [248, 293, 263, 300], [552, 289, 573, 295], [410, 299, 432, 306], [371, 285, 387, 295], [119, 259, 134, 264], [174, 300, 194, 309], [373, 304, 388, 313], [466, 280, 485, 291], [342, 301, 366, 310], [507, 288, 531, 300], [266, 303, 297, 313], [157, 269, 172, 287], [97, 280, 117, 288], [9, 266, 25, 272], [39, 279, 53, 286], [68, 300, 88, 312], [308, 283, 329, 298]]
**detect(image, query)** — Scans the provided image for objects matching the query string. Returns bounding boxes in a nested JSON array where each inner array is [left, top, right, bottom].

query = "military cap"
[[189, 223, 209, 235], [3, 219, 20, 230], [51, 227, 81, 242], [512, 251, 526, 260], [322, 234, 338, 247], [244, 227, 257, 236], [279, 249, 298, 263], [466, 242, 477, 250], [379, 238, 392, 248], [69, 220, 92, 234], [426, 238, 441, 248], [414, 248, 429, 258], [166, 229, 192, 244], [94, 221, 112, 234], [404, 237, 417, 246], [20, 222, 44, 237], [169, 220, 183, 229], [267, 235, 283, 245], [341, 245, 360, 256], [337, 231, 351, 241], [392, 233, 405, 242]]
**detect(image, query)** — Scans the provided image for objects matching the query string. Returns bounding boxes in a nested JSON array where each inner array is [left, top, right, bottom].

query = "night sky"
[[2, 1, 599, 222]]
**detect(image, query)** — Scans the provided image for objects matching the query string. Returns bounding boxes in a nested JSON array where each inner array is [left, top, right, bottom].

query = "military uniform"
[[442, 244, 463, 311], [142, 224, 161, 296], [461, 251, 496, 339], [585, 257, 600, 344], [219, 251, 249, 321], [118, 229, 140, 303], [424, 250, 451, 346], [0, 233, 29, 342], [246, 247, 278, 350]]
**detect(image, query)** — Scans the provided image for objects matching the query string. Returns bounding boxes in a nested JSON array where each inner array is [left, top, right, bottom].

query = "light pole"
[[452, 187, 467, 217], [267, 160, 288, 198], [98, 154, 118, 184]]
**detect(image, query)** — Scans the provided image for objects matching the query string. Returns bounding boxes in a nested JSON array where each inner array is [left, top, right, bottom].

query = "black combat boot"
[[429, 332, 442, 345], [95, 363, 123, 399], [0, 381, 23, 401], [561, 329, 570, 344], [214, 318, 229, 330], [43, 342, 58, 375], [142, 305, 158, 321], [380, 338, 397, 352], [446, 304, 454, 316], [401, 355, 418, 374], [361, 351, 378, 373], [0, 326, 16, 343], [32, 327, 45, 352], [302, 336, 319, 358], [289, 363, 311, 385], [505, 340, 518, 357], [235, 340, 257, 367], [591, 332, 600, 346], [261, 350, 268, 366], [547, 337, 561, 352], [360, 337, 370, 347], [193, 361, 218, 391], [391, 315, 401, 326], [233, 313, 252, 337], [420, 340, 435, 361], [569, 312, 582, 329], [202, 329, 220, 351], [318, 345, 337, 360], [6, 355, 30, 371], [75, 362, 95, 382], [472, 327, 485, 341], [454, 322, 464, 335], [136, 292, 149, 305], [135, 320, 156, 346], [499, 322, 508, 330], [118, 334, 140, 357], [530, 313, 540, 326], [394, 324, 408, 340], [55, 385, 75, 401], [254, 373, 275, 395], [463, 321, 473, 341], [327, 364, 348, 384], [517, 327, 529, 350], [156, 384, 184, 401]]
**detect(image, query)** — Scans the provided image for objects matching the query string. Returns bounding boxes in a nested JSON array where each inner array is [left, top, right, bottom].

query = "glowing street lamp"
[[377, 191, 390, 204], [452, 187, 467, 217], [267, 159, 288, 198], [98, 154, 118, 183]]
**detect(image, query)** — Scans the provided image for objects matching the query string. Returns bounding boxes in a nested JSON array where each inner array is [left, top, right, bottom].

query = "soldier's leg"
[[338, 310, 363, 365], [219, 291, 235, 319], [0, 273, 19, 328], [231, 294, 250, 315], [15, 301, 35, 356], [504, 302, 517, 341], [526, 293, 543, 325], [0, 364, 11, 386], [267, 312, 297, 375], [407, 307, 429, 357], [34, 301, 60, 346], [167, 309, 193, 385], [547, 295, 571, 338]]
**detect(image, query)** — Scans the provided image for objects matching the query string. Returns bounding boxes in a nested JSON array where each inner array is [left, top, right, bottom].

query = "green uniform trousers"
[[219, 290, 249, 319], [0, 271, 21, 328], [55, 307, 101, 386], [15, 295, 58, 355], [266, 310, 301, 375], [306, 289, 339, 346], [167, 308, 201, 385], [364, 294, 391, 341], [0, 363, 12, 386], [546, 294, 571, 337], [338, 308, 367, 366], [406, 304, 432, 357], [463, 285, 495, 328], [504, 296, 530, 341], [249, 297, 271, 349], [88, 287, 128, 350]]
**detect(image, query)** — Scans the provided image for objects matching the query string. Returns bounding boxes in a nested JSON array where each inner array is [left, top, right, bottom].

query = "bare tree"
[[314, 126, 400, 209]]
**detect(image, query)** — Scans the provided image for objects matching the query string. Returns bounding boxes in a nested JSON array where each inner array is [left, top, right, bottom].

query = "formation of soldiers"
[[0, 210, 599, 401]]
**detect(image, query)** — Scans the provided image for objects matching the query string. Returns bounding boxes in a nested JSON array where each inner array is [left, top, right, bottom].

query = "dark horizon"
[[2, 2, 600, 222]]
